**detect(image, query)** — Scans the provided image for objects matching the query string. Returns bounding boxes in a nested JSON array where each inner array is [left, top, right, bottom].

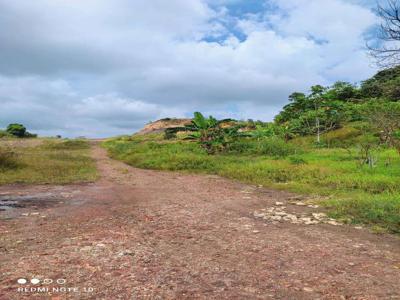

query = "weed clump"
[[229, 137, 299, 157], [0, 148, 19, 170], [44, 139, 90, 150]]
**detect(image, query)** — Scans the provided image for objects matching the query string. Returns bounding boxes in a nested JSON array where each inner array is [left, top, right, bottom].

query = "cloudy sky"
[[0, 0, 380, 137]]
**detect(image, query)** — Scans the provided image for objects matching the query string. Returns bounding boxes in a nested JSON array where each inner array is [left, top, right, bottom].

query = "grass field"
[[0, 138, 97, 185], [103, 133, 400, 233]]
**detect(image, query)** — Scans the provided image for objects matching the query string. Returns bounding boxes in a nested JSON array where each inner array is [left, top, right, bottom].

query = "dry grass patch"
[[0, 138, 97, 185]]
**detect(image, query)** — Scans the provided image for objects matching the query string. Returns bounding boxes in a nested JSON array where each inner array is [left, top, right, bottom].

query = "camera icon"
[[17, 278, 66, 285]]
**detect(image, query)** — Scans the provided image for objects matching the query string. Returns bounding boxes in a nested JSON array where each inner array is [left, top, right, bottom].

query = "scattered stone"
[[275, 202, 284, 206], [253, 206, 342, 226], [275, 211, 287, 216], [252, 230, 260, 234], [253, 212, 265, 218], [308, 205, 320, 209], [305, 220, 319, 225], [303, 287, 314, 293], [312, 213, 327, 220], [354, 226, 363, 230], [80, 246, 92, 252], [31, 212, 40, 216], [289, 195, 305, 200], [241, 190, 252, 194], [21, 213, 29, 216], [118, 250, 134, 256], [326, 220, 342, 226], [301, 217, 312, 222]]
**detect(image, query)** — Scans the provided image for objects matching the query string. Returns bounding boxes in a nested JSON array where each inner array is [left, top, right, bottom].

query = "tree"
[[362, 101, 400, 146], [275, 84, 350, 140], [6, 124, 26, 138], [368, 0, 400, 68], [328, 81, 358, 101], [309, 85, 327, 143]]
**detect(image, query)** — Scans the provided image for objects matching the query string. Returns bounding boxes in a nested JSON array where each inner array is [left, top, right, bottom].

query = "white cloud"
[[0, 0, 379, 137]]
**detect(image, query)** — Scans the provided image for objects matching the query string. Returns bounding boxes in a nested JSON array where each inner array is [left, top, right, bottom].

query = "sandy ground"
[[0, 144, 400, 300]]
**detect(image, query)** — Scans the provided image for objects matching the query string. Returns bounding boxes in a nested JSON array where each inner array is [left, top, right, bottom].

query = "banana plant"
[[165, 112, 245, 154]]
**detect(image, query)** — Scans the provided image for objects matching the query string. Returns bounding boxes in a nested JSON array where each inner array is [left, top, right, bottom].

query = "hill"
[[137, 118, 192, 135], [106, 66, 400, 234]]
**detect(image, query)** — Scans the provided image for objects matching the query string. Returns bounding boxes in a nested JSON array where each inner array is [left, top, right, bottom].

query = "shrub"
[[0, 130, 11, 138], [6, 124, 26, 137], [323, 127, 362, 148], [5, 123, 37, 138], [288, 155, 307, 165], [164, 130, 177, 140], [257, 137, 299, 157], [228, 137, 300, 157], [0, 147, 18, 170]]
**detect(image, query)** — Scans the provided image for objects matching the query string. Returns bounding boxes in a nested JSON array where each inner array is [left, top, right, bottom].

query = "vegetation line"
[[104, 66, 400, 234]]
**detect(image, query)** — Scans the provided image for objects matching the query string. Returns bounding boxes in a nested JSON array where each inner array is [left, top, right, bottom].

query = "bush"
[[288, 155, 307, 165], [6, 124, 26, 137], [5, 123, 37, 138], [228, 137, 300, 157], [164, 130, 177, 140], [0, 130, 11, 138], [257, 137, 299, 157], [323, 127, 362, 148], [0, 148, 18, 170]]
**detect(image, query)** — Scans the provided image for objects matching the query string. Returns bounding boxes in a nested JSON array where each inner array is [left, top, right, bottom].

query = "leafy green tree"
[[360, 66, 400, 100], [6, 124, 26, 137], [275, 85, 349, 141], [327, 81, 358, 101]]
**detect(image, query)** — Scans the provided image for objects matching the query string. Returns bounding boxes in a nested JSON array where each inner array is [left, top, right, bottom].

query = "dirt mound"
[[137, 118, 192, 135]]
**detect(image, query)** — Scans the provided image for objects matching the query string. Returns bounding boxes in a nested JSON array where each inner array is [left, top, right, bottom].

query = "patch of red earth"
[[0, 145, 399, 299]]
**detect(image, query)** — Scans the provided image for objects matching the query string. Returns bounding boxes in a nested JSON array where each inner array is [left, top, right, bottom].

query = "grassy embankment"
[[0, 139, 97, 185], [103, 130, 400, 233]]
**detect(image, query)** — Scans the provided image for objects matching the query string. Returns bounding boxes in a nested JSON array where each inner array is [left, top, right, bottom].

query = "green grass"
[[0, 139, 97, 185], [103, 133, 400, 233]]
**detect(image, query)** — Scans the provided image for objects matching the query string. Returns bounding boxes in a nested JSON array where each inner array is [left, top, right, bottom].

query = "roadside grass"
[[0, 138, 97, 185], [103, 134, 400, 233]]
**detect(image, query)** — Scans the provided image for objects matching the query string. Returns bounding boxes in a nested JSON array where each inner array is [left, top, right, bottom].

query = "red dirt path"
[[1, 144, 400, 299]]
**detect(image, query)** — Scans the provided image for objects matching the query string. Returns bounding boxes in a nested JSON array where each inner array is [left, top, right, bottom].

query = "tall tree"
[[309, 85, 326, 143], [369, 0, 400, 68]]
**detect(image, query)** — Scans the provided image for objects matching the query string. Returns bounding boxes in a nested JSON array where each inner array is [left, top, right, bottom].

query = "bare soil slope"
[[137, 118, 192, 135], [1, 144, 399, 299]]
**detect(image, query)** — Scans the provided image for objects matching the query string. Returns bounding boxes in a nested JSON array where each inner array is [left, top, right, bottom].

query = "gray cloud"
[[0, 0, 378, 137]]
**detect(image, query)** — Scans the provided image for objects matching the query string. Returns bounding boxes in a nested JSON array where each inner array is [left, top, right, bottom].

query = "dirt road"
[[1, 144, 400, 299]]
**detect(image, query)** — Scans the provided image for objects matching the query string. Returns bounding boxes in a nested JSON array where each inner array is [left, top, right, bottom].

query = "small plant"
[[358, 138, 379, 168], [0, 130, 11, 138], [257, 137, 298, 157], [0, 147, 18, 170], [164, 130, 177, 140], [288, 155, 307, 165], [394, 130, 400, 155]]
